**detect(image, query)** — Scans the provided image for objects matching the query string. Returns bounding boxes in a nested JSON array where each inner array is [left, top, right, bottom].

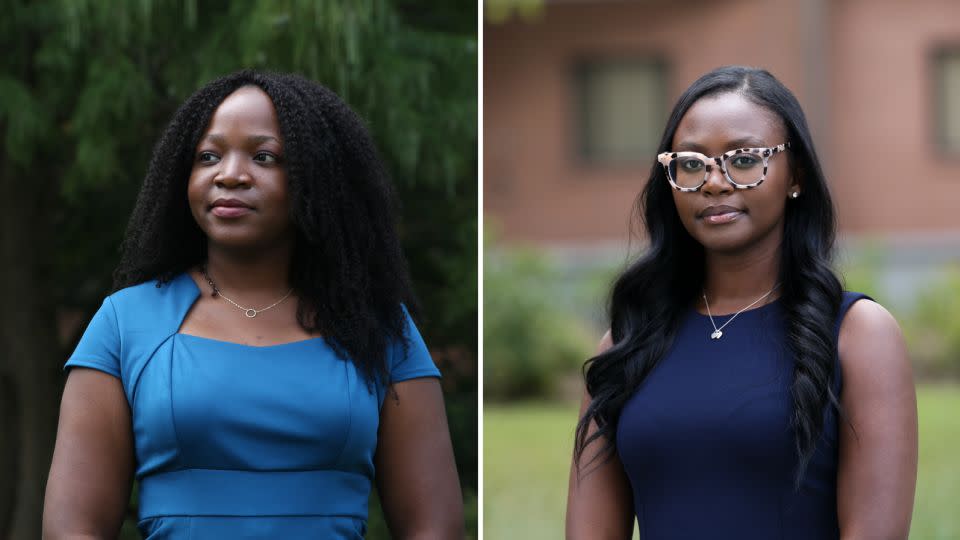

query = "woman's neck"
[[701, 240, 781, 311], [202, 241, 293, 295]]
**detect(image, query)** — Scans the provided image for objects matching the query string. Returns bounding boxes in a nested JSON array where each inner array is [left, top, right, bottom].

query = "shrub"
[[841, 245, 960, 379], [484, 244, 593, 401], [903, 267, 960, 378]]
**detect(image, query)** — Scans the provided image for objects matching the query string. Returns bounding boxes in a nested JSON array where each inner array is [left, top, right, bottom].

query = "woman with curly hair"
[[44, 70, 463, 539], [566, 66, 917, 539]]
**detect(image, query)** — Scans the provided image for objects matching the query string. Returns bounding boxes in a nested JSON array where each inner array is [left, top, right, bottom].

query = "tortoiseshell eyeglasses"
[[656, 142, 790, 192]]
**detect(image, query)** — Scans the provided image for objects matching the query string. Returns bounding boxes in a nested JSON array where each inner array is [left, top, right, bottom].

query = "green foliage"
[[904, 267, 960, 377], [0, 76, 49, 164], [837, 242, 885, 305], [484, 240, 593, 401], [2, 0, 476, 536], [485, 0, 545, 23], [840, 244, 960, 377], [0, 0, 478, 310]]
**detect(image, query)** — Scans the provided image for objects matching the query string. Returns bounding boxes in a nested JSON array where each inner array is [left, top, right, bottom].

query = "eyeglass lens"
[[668, 153, 764, 188]]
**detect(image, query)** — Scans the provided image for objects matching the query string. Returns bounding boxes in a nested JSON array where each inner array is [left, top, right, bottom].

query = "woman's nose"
[[214, 153, 252, 188], [700, 163, 732, 196]]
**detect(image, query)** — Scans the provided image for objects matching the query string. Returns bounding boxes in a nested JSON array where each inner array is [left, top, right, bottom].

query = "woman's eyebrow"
[[674, 137, 768, 153], [247, 134, 281, 144], [724, 136, 768, 149], [674, 141, 708, 153]]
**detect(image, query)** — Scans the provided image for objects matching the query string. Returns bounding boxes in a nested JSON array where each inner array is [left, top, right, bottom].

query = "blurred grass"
[[484, 384, 960, 540], [483, 401, 585, 540], [913, 384, 960, 540]]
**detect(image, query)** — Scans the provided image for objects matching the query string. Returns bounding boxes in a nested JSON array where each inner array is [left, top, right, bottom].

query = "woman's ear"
[[789, 165, 804, 198]]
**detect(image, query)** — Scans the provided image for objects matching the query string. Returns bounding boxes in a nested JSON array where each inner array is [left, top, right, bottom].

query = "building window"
[[935, 48, 960, 153], [575, 58, 667, 164]]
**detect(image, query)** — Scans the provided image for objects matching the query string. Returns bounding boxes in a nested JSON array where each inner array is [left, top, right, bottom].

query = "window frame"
[[931, 45, 960, 157], [572, 55, 669, 168]]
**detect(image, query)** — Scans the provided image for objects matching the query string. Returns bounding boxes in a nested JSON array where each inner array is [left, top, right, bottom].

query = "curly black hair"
[[574, 66, 845, 489], [113, 70, 415, 386]]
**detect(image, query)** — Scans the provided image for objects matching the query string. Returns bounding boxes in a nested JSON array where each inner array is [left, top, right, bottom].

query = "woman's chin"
[[203, 232, 273, 253], [692, 230, 754, 255], [203, 226, 295, 255]]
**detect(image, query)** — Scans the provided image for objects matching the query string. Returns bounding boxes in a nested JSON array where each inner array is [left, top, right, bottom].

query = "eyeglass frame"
[[656, 142, 791, 192]]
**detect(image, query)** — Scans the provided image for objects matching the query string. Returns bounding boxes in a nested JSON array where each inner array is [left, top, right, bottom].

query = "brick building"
[[485, 0, 960, 246]]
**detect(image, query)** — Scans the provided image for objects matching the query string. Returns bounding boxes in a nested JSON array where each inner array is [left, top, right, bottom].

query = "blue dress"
[[65, 272, 441, 539], [616, 292, 869, 540]]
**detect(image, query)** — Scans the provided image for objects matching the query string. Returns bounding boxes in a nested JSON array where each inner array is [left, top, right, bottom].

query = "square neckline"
[[173, 271, 326, 349]]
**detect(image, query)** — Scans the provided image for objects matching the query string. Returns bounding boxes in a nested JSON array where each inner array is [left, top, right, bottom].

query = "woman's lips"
[[210, 198, 253, 218], [702, 211, 742, 225], [699, 205, 744, 225], [211, 206, 253, 218]]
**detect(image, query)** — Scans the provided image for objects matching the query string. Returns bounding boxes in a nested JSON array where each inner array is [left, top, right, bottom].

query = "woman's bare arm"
[[836, 300, 917, 540], [375, 378, 464, 539], [43, 368, 134, 540], [565, 331, 634, 540]]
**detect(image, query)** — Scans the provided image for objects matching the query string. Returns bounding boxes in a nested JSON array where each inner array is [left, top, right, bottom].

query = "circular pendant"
[[244, 308, 258, 318], [711, 329, 723, 340]]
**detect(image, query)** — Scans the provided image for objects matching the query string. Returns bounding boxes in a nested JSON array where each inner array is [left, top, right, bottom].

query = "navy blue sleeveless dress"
[[616, 292, 869, 540]]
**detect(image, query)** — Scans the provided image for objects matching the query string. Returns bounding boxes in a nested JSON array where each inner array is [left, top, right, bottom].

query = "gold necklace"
[[200, 265, 294, 318]]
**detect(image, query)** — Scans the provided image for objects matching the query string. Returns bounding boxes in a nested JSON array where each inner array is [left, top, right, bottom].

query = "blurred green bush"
[[841, 246, 960, 379], [903, 267, 960, 378], [484, 240, 593, 401]]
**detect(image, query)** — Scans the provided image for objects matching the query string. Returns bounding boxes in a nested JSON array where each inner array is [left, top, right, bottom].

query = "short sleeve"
[[388, 306, 441, 383], [65, 296, 121, 378]]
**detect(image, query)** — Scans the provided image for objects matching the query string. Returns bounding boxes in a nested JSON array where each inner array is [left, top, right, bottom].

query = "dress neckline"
[[171, 271, 324, 349], [175, 332, 326, 349]]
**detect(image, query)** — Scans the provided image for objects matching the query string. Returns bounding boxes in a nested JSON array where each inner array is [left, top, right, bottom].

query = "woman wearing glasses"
[[566, 66, 917, 539]]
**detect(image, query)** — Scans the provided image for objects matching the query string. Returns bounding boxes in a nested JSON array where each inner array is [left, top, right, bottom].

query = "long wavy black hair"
[[574, 66, 844, 487], [113, 70, 415, 386]]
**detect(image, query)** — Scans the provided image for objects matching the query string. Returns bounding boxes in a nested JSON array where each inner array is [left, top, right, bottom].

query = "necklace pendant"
[[244, 309, 258, 318], [711, 329, 723, 340]]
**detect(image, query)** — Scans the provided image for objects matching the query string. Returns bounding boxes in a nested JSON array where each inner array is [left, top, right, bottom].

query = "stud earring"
[[790, 192, 799, 199]]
